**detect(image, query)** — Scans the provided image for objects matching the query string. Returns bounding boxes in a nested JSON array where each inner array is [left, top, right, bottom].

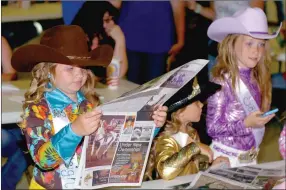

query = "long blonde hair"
[[22, 62, 99, 119], [211, 34, 272, 112], [144, 107, 192, 180]]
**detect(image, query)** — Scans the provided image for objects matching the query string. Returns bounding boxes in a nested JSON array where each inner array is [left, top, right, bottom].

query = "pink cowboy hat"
[[207, 7, 282, 42]]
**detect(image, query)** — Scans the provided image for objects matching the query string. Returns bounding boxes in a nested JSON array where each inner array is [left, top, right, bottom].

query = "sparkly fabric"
[[279, 125, 286, 159], [155, 136, 200, 180], [207, 68, 262, 151]]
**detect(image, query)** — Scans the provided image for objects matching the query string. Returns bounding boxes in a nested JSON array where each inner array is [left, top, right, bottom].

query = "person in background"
[[274, 124, 286, 190], [71, 1, 127, 86], [109, 0, 185, 85], [1, 126, 32, 189], [206, 8, 281, 167], [170, 1, 213, 83], [279, 123, 286, 159], [61, 1, 85, 25], [2, 35, 29, 190], [2, 36, 17, 81]]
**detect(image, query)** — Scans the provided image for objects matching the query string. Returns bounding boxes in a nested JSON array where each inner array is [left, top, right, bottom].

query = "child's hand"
[[71, 109, 102, 136], [152, 105, 168, 128], [212, 156, 230, 167], [106, 25, 125, 43], [244, 111, 275, 128], [197, 142, 213, 163]]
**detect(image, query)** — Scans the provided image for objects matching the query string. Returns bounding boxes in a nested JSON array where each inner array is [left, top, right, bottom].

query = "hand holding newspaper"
[[75, 59, 209, 189]]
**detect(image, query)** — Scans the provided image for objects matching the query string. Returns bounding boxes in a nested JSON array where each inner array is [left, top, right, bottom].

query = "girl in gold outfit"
[[145, 81, 230, 181]]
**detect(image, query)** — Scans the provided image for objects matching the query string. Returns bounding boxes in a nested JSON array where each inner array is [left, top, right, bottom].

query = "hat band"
[[67, 56, 91, 60], [249, 31, 276, 35]]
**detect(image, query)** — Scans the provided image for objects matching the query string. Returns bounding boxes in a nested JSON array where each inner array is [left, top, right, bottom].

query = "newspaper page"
[[187, 172, 253, 189], [79, 112, 155, 189], [76, 59, 209, 189], [202, 164, 285, 189], [99, 59, 209, 112]]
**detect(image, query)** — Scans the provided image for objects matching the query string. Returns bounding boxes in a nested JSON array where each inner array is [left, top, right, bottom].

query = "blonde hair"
[[21, 62, 99, 124], [144, 107, 192, 180], [211, 34, 272, 112]]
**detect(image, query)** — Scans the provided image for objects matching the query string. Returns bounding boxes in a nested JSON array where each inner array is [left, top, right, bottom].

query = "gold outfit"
[[154, 135, 201, 180]]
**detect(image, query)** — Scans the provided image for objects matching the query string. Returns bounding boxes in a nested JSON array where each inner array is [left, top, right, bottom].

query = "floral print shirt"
[[21, 88, 93, 189]]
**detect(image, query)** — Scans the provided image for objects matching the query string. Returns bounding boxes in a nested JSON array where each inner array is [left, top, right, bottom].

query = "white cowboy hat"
[[207, 7, 282, 42]]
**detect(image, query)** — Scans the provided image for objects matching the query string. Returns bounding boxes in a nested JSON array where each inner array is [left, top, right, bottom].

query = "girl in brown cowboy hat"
[[12, 25, 167, 189]]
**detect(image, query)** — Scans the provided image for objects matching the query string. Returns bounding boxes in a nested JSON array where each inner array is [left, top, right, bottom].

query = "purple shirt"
[[207, 69, 261, 151], [118, 1, 175, 53]]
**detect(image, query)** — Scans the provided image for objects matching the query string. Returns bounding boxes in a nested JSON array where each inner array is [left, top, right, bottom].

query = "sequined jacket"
[[144, 128, 207, 181], [21, 88, 93, 189], [154, 136, 200, 180], [279, 125, 286, 159], [207, 69, 262, 151]]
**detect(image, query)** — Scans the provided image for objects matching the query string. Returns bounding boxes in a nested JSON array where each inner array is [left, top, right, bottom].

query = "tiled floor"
[[1, 121, 282, 189]]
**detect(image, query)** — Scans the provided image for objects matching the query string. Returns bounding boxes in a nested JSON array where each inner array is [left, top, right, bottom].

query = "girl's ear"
[[177, 111, 183, 121]]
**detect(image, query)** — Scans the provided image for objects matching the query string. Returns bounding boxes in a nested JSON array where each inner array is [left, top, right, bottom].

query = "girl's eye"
[[258, 42, 266, 47], [246, 42, 253, 47], [81, 68, 87, 74]]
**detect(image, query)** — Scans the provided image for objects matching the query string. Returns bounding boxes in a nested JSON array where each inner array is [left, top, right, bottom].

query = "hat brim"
[[207, 17, 282, 43], [11, 44, 113, 72]]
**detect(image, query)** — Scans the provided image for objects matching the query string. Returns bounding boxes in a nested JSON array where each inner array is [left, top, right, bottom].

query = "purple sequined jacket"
[[207, 69, 262, 151]]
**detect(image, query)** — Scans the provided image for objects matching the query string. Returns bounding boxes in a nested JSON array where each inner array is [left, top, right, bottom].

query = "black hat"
[[164, 79, 221, 114]]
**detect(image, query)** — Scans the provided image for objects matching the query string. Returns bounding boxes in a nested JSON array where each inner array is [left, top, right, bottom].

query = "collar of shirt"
[[45, 83, 86, 111]]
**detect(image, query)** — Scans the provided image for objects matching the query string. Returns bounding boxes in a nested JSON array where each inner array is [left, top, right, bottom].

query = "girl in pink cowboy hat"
[[206, 7, 282, 168]]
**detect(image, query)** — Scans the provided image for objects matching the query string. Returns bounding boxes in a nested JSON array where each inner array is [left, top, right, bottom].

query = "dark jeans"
[[126, 50, 168, 85], [1, 127, 30, 190]]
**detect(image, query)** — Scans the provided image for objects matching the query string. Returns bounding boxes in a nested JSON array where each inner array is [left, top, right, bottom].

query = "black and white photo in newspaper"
[[187, 172, 251, 189]]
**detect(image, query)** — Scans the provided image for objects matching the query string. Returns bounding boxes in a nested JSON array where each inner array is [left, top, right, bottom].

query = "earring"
[[48, 73, 51, 79]]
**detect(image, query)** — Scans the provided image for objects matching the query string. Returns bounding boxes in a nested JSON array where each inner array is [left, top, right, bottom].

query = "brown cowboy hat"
[[11, 25, 113, 72]]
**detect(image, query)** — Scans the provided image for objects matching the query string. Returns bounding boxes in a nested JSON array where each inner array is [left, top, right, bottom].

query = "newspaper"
[[183, 164, 285, 190], [74, 59, 209, 189]]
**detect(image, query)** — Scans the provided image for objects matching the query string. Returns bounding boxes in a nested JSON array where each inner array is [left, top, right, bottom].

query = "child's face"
[[179, 101, 203, 123], [126, 120, 132, 127], [54, 64, 87, 95], [103, 12, 115, 32], [235, 35, 266, 69]]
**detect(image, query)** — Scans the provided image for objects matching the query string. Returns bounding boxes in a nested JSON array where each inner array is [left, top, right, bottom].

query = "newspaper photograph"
[[79, 112, 155, 189], [75, 59, 210, 189], [188, 172, 250, 189], [109, 142, 149, 183], [206, 164, 285, 189], [86, 115, 124, 168]]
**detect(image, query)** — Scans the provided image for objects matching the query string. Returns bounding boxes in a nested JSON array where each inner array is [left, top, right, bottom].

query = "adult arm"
[[169, 0, 185, 56]]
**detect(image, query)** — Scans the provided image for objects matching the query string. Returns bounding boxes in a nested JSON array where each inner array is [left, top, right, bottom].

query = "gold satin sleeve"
[[155, 136, 201, 180]]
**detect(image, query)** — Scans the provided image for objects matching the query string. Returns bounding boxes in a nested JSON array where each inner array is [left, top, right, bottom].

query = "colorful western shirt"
[[21, 88, 93, 189], [207, 68, 262, 151]]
